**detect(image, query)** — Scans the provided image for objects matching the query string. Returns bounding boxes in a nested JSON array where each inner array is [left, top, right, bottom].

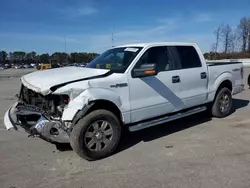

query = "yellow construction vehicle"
[[39, 63, 52, 70], [37, 62, 61, 70]]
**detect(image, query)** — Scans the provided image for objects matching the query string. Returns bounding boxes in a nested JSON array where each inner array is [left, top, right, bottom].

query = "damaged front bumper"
[[4, 102, 69, 143]]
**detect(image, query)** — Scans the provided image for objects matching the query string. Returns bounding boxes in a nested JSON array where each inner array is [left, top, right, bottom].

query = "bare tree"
[[227, 29, 243, 53], [213, 24, 223, 53], [248, 18, 250, 52], [234, 28, 243, 52], [211, 43, 216, 53], [228, 32, 236, 53], [221, 24, 232, 53], [237, 17, 250, 51]]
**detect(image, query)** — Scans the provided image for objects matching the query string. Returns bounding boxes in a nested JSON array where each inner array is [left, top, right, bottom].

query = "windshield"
[[86, 47, 143, 73]]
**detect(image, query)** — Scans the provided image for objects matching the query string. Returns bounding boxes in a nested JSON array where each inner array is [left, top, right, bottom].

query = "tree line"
[[204, 17, 250, 60], [0, 51, 99, 65]]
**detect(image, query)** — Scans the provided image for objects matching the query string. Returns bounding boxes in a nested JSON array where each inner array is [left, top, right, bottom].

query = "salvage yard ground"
[[1, 68, 250, 188]]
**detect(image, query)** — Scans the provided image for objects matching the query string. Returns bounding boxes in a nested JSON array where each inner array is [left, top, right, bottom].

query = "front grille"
[[19, 85, 53, 111], [19, 85, 68, 116]]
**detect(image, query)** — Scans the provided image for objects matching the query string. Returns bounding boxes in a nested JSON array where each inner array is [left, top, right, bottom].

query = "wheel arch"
[[208, 71, 233, 102], [61, 87, 127, 123], [72, 99, 124, 128], [86, 99, 123, 122], [212, 79, 232, 101], [216, 79, 232, 92]]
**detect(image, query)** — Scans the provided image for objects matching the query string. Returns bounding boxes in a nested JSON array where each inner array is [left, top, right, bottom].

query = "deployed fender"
[[207, 72, 233, 102], [60, 88, 123, 122]]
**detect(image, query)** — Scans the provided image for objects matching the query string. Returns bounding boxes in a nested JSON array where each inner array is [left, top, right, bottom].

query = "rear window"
[[168, 46, 202, 69]]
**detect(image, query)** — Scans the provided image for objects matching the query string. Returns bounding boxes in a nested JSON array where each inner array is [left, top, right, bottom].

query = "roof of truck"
[[115, 42, 197, 48]]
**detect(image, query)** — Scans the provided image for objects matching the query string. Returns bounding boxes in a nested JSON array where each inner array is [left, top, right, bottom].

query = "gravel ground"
[[1, 68, 250, 188]]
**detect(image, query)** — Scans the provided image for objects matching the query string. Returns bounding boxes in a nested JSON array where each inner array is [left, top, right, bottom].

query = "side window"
[[170, 46, 202, 69], [134, 46, 171, 72]]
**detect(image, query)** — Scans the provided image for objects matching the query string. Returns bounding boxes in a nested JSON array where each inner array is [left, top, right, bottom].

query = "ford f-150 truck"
[[4, 42, 244, 161]]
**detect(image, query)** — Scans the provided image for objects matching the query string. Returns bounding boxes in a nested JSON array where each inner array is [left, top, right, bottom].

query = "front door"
[[128, 46, 185, 123]]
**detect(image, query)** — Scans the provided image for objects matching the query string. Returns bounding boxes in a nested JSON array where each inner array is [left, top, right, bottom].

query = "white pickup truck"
[[4, 42, 244, 161]]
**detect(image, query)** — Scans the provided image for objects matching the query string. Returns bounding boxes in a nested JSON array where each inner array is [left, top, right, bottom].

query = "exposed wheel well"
[[214, 80, 232, 101], [217, 80, 232, 92], [86, 100, 123, 123], [206, 80, 233, 111]]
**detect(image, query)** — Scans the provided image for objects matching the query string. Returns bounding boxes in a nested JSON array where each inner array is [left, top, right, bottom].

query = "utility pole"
[[64, 35, 67, 53], [64, 35, 67, 65], [112, 31, 115, 47]]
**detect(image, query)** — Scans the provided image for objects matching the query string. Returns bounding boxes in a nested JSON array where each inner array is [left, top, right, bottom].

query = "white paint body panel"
[[11, 42, 243, 126], [207, 58, 250, 68], [21, 67, 109, 95], [207, 64, 244, 101], [58, 73, 131, 123]]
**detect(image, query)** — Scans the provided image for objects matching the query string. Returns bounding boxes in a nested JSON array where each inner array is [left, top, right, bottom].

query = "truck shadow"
[[231, 98, 249, 112], [116, 98, 249, 154], [54, 99, 249, 154]]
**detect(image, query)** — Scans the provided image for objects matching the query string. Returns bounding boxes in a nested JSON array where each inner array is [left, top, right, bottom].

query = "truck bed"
[[207, 61, 243, 100], [207, 61, 241, 66]]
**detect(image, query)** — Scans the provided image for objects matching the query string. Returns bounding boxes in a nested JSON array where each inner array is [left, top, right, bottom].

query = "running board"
[[129, 106, 207, 132]]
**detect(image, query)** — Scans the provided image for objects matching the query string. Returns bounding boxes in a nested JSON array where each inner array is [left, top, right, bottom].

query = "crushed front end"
[[4, 84, 70, 143]]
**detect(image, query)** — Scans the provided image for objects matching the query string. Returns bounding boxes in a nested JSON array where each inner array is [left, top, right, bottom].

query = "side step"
[[129, 106, 207, 132]]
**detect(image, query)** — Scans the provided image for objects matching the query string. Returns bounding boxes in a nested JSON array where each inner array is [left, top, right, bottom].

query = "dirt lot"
[[1, 68, 250, 188]]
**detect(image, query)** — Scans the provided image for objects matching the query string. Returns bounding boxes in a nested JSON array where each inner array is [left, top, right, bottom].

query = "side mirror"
[[132, 63, 157, 78]]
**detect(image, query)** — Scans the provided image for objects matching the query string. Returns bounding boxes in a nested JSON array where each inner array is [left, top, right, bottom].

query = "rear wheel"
[[248, 74, 250, 88], [70, 109, 121, 161], [210, 87, 232, 118]]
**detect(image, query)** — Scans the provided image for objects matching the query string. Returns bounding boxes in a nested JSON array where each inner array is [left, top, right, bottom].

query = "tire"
[[211, 87, 232, 118], [70, 109, 121, 161], [248, 74, 250, 88]]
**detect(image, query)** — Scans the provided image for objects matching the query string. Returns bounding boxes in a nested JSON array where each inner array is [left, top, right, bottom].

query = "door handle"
[[200, 72, 207, 79], [172, 76, 180, 83]]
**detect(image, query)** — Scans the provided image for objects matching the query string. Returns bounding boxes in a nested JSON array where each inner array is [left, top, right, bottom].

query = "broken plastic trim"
[[9, 102, 69, 143], [70, 102, 95, 129], [31, 116, 69, 143]]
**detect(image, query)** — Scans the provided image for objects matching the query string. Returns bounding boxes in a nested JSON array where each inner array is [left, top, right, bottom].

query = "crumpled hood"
[[21, 67, 109, 95]]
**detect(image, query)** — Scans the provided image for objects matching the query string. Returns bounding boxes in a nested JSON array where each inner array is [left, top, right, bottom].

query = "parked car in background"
[[30, 63, 37, 68], [51, 63, 61, 68], [23, 64, 33, 68], [79, 62, 87, 67], [4, 64, 11, 69], [14, 64, 24, 69], [71, 62, 87, 67], [4, 42, 244, 161], [0, 64, 6, 69]]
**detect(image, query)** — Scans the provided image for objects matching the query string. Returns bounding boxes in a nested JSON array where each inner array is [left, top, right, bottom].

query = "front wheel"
[[70, 109, 121, 161], [211, 87, 232, 118]]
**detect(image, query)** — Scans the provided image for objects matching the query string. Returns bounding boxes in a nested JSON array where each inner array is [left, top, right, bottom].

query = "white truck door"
[[167, 45, 208, 107], [128, 46, 186, 123]]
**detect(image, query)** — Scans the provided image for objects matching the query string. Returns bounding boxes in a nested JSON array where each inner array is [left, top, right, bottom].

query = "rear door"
[[168, 45, 208, 107]]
